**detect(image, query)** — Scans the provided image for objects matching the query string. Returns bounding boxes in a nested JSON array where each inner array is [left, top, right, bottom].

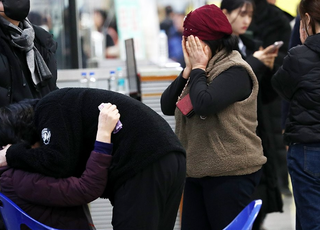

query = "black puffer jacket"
[[0, 22, 58, 107], [272, 33, 320, 144]]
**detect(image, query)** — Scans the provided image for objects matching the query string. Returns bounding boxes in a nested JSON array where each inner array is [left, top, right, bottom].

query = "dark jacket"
[[0, 22, 58, 107], [0, 151, 112, 229], [240, 35, 278, 104], [281, 15, 302, 129], [6, 88, 186, 203], [247, 1, 292, 218], [240, 35, 283, 215], [272, 33, 320, 144], [249, 1, 291, 72]]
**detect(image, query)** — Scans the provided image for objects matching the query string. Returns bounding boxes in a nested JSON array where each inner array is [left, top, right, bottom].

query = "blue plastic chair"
[[0, 192, 60, 230], [223, 199, 262, 230]]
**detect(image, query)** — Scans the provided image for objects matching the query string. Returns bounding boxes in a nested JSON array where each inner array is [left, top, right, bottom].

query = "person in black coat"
[[0, 0, 58, 108], [250, 0, 293, 197], [221, 0, 291, 229], [0, 88, 186, 230], [248, 0, 291, 70], [272, 1, 320, 228], [246, 0, 292, 228]]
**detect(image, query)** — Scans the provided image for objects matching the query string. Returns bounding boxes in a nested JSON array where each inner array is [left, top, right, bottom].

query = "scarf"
[[0, 17, 52, 85]]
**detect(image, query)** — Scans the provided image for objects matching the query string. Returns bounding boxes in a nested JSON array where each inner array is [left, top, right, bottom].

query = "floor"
[[90, 192, 297, 230], [263, 194, 296, 230]]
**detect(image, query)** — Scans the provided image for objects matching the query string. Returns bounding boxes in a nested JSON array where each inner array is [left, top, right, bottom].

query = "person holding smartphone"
[[221, 1, 287, 229]]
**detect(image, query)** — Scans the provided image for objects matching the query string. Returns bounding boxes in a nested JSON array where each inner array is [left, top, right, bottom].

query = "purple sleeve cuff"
[[94, 141, 113, 155]]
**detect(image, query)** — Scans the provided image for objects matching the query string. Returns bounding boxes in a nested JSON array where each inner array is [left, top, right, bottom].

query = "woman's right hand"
[[96, 103, 120, 143], [0, 144, 10, 167], [182, 36, 192, 79], [253, 45, 278, 69]]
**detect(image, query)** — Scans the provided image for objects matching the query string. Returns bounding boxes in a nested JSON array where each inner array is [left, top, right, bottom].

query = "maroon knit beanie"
[[183, 4, 232, 41]]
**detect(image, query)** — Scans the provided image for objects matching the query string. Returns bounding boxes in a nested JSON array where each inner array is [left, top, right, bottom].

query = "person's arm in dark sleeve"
[[281, 100, 290, 129], [245, 55, 269, 80], [189, 66, 252, 116], [246, 54, 279, 104], [6, 105, 80, 178], [11, 144, 112, 206], [272, 51, 299, 101], [161, 71, 188, 115], [6, 143, 73, 177]]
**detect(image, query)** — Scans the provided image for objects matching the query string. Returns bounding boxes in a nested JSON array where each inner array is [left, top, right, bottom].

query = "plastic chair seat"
[[0, 192, 61, 230], [223, 199, 262, 230]]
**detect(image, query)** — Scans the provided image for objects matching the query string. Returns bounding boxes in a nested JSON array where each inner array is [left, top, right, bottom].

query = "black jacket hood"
[[304, 33, 320, 54]]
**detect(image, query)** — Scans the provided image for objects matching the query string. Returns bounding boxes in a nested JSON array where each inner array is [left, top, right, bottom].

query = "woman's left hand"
[[182, 36, 192, 79], [185, 35, 210, 71]]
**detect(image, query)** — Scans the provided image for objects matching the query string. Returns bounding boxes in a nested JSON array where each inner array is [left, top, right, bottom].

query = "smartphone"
[[268, 41, 284, 53], [273, 41, 284, 49]]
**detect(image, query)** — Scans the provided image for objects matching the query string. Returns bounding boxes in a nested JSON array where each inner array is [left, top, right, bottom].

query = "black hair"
[[204, 34, 239, 55], [0, 99, 39, 147], [219, 0, 254, 54], [165, 5, 173, 16], [299, 0, 320, 36], [94, 9, 107, 22], [220, 0, 254, 13]]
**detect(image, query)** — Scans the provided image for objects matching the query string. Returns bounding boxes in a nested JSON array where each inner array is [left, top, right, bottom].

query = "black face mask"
[[1, 0, 30, 21]]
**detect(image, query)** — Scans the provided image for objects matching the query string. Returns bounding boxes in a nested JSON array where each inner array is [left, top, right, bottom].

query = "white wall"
[[156, 0, 208, 12], [115, 0, 160, 61]]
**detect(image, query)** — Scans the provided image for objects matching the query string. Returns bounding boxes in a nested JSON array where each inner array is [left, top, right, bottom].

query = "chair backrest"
[[223, 199, 262, 230], [0, 192, 59, 230]]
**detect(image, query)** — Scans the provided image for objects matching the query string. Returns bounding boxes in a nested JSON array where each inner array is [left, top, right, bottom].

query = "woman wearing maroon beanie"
[[161, 4, 266, 230]]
